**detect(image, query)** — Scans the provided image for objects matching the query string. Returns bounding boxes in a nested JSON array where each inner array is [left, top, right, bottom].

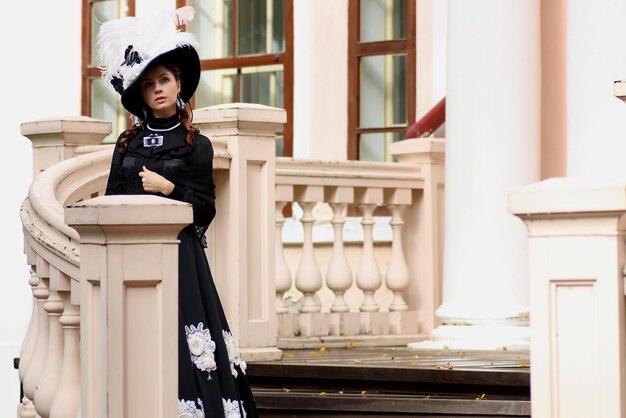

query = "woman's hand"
[[139, 165, 175, 195]]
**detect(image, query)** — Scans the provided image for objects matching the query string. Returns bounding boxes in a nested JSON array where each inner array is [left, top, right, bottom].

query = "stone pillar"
[[20, 116, 111, 176], [193, 103, 285, 361], [65, 195, 192, 418], [510, 178, 626, 418], [414, 0, 541, 350]]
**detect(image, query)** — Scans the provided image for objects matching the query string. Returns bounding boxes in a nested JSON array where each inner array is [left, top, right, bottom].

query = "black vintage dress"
[[105, 114, 258, 418]]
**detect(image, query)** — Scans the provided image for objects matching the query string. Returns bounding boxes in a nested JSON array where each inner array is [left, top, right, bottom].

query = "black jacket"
[[105, 118, 216, 229]]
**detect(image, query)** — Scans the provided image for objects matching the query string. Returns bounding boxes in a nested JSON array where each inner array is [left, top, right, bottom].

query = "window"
[[82, 0, 293, 155], [348, 0, 416, 161], [188, 0, 293, 156]]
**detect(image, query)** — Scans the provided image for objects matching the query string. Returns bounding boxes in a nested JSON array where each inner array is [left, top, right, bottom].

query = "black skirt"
[[177, 227, 258, 418]]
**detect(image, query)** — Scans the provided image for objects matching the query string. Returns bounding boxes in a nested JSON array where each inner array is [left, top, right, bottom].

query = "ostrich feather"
[[96, 7, 198, 89]]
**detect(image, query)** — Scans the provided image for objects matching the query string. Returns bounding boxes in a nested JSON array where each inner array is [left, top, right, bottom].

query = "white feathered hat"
[[96, 6, 200, 119]]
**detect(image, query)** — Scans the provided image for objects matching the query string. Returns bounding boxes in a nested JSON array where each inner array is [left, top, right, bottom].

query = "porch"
[[16, 102, 626, 418]]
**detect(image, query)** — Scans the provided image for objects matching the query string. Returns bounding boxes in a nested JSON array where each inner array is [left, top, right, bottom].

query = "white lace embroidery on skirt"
[[223, 398, 247, 418], [178, 398, 205, 418], [222, 330, 247, 377], [185, 322, 217, 379]]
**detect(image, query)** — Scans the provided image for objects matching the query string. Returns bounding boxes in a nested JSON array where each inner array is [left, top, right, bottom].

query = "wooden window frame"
[[347, 0, 416, 161]]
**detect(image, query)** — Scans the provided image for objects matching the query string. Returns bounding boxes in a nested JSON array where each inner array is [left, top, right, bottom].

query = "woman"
[[98, 7, 257, 418]]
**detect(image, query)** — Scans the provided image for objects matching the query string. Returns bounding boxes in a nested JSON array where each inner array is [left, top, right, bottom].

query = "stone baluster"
[[386, 206, 410, 312], [327, 202, 352, 313], [33, 268, 65, 418], [19, 243, 39, 380], [21, 403, 37, 418], [19, 268, 39, 381], [49, 274, 80, 418], [275, 184, 294, 314], [325, 187, 354, 314], [384, 189, 412, 313], [275, 201, 292, 313], [22, 256, 50, 405], [17, 266, 39, 418], [355, 188, 383, 313], [294, 186, 324, 313]]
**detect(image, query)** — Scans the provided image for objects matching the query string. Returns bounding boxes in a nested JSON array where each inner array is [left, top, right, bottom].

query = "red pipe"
[[404, 96, 446, 139]]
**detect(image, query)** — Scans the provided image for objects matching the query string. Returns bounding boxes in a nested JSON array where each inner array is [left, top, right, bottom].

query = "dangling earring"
[[176, 94, 185, 112], [132, 114, 142, 127], [142, 106, 149, 121]]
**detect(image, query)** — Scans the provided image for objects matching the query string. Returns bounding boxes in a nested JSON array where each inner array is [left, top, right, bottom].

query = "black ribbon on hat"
[[111, 76, 124, 94], [110, 45, 144, 94], [122, 45, 143, 67]]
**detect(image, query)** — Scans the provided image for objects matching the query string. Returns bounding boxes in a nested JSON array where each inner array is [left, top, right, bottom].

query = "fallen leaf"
[[319, 346, 327, 352], [350, 341, 357, 348], [447, 363, 454, 370], [520, 362, 528, 367], [382, 353, 389, 358], [338, 390, 344, 395], [353, 359, 363, 364], [502, 346, 509, 351], [309, 351, 317, 356], [319, 392, 327, 397], [425, 395, 431, 400], [427, 355, 433, 359], [361, 390, 368, 396], [413, 354, 420, 359], [410, 361, 418, 366], [435, 365, 443, 370], [283, 388, 291, 393], [476, 393, 486, 400], [438, 351, 445, 355], [283, 353, 295, 358]]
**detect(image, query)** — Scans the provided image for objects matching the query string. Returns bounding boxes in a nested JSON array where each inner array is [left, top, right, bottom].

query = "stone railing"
[[15, 104, 445, 418], [273, 140, 445, 347]]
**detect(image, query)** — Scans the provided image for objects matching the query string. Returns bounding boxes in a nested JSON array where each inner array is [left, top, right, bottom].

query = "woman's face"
[[140, 64, 181, 118]]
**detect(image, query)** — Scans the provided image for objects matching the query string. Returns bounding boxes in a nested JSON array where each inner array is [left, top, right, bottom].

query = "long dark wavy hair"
[[116, 63, 199, 154]]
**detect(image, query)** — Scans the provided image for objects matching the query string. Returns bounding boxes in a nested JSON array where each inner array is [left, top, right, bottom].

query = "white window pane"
[[359, 54, 407, 129], [360, 0, 406, 42], [189, 0, 232, 59], [196, 68, 237, 108], [241, 64, 283, 107]]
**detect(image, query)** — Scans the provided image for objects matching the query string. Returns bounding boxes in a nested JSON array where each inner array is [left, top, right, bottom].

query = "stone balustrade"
[[15, 104, 445, 417], [272, 143, 445, 347]]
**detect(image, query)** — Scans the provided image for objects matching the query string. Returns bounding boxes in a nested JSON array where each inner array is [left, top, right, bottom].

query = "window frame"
[[347, 0, 416, 161]]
